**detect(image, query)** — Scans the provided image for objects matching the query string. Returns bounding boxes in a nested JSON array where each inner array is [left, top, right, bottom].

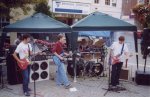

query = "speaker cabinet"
[[30, 60, 49, 82], [142, 28, 150, 45], [0, 65, 1, 84], [135, 70, 150, 86], [7, 55, 23, 85], [119, 68, 129, 81], [7, 46, 23, 85]]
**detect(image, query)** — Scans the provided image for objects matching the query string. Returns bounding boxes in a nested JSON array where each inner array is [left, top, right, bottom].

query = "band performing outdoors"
[[1, 32, 133, 96], [2, 0, 150, 96]]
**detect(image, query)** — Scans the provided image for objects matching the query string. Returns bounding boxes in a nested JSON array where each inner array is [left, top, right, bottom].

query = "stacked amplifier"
[[30, 55, 49, 82]]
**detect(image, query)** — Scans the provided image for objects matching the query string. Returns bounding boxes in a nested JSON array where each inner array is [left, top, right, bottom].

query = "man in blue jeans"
[[13, 34, 32, 96], [52, 34, 71, 89]]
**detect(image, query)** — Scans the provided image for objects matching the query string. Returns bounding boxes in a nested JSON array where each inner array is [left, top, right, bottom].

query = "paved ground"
[[0, 76, 150, 97], [0, 58, 150, 97]]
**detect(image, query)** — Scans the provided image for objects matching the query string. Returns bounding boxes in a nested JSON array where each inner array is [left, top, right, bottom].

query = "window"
[[112, 0, 117, 7], [144, 0, 149, 4], [112, 3, 116, 7], [0, 17, 10, 28], [105, 0, 110, 5], [0, 8, 10, 28], [94, 0, 99, 4]]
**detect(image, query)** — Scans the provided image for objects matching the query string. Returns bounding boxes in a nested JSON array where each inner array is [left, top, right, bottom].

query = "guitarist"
[[13, 34, 32, 96], [52, 34, 72, 89], [110, 36, 129, 88]]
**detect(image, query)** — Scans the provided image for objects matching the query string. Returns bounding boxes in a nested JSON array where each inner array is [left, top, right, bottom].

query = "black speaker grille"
[[31, 63, 39, 71], [40, 62, 48, 70], [31, 72, 39, 81], [40, 71, 48, 79]]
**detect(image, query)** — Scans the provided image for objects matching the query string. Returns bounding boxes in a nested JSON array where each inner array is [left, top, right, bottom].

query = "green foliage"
[[0, 0, 48, 18], [132, 4, 150, 28], [34, 2, 53, 17]]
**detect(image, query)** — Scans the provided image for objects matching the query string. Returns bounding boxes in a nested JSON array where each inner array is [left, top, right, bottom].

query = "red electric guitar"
[[112, 53, 133, 65], [18, 58, 30, 70], [17, 48, 48, 70], [112, 54, 122, 65]]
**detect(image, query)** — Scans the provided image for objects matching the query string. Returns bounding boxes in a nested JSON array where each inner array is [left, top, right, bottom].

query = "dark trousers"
[[0, 65, 2, 84], [22, 65, 30, 92], [111, 62, 123, 86]]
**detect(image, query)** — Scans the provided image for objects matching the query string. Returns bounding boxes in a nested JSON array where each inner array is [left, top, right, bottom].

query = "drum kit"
[[67, 51, 106, 78], [67, 39, 107, 77], [67, 38, 107, 78]]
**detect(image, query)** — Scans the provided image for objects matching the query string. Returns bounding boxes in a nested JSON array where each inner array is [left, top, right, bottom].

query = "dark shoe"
[[28, 88, 32, 91], [116, 85, 126, 91], [109, 86, 117, 91], [24, 92, 30, 96], [116, 82, 119, 85], [65, 84, 72, 89]]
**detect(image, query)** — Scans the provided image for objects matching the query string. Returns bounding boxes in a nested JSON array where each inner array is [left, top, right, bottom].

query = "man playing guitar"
[[13, 34, 32, 96], [110, 36, 129, 88], [52, 34, 72, 89]]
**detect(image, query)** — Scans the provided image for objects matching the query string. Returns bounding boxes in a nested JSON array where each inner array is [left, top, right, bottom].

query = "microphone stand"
[[103, 55, 119, 96], [73, 51, 77, 82], [32, 43, 37, 97]]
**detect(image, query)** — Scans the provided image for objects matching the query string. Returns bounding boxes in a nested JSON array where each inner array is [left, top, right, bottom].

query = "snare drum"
[[82, 53, 93, 61]]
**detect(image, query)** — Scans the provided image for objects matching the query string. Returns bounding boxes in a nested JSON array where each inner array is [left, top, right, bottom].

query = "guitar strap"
[[28, 44, 31, 58], [120, 43, 124, 55]]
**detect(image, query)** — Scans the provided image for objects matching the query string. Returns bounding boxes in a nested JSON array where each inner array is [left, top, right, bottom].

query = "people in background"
[[14, 35, 22, 45], [79, 39, 88, 52]]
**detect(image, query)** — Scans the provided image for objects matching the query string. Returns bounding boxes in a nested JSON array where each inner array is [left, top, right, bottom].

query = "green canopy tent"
[[2, 13, 72, 95], [70, 12, 138, 81], [3, 13, 71, 33], [71, 12, 136, 31], [2, 12, 71, 53]]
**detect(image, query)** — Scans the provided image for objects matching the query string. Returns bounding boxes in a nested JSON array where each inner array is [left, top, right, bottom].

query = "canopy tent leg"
[[134, 32, 139, 69]]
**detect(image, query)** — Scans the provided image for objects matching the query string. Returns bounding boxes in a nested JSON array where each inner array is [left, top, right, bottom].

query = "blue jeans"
[[22, 65, 30, 92], [111, 62, 123, 86], [53, 56, 70, 86]]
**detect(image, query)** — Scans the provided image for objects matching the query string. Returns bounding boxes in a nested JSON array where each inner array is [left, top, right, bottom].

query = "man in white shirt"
[[110, 36, 129, 87], [13, 34, 32, 96]]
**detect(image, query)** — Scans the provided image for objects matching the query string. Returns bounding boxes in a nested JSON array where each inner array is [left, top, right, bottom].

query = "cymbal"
[[94, 39, 104, 47]]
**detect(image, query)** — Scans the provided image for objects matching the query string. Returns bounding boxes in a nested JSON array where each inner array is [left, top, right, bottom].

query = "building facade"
[[48, 0, 93, 25], [1, 0, 139, 44], [48, 0, 124, 25], [93, 0, 123, 18]]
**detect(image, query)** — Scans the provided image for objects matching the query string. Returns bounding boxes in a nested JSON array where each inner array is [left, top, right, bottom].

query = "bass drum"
[[86, 62, 103, 76], [67, 59, 84, 76]]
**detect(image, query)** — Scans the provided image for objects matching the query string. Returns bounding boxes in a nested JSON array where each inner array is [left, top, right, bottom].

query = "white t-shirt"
[[15, 42, 32, 59], [110, 41, 129, 62]]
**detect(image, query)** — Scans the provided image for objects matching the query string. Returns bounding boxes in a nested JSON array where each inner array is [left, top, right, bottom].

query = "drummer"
[[78, 39, 88, 52]]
